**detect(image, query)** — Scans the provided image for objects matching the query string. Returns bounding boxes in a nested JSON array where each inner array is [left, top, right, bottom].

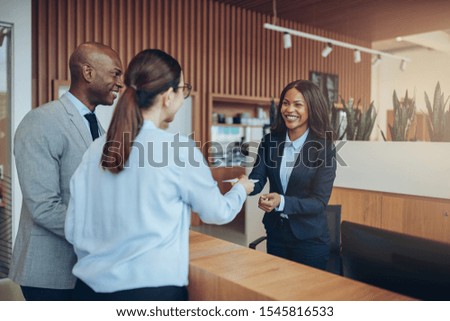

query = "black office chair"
[[249, 204, 342, 275], [325, 204, 342, 275], [341, 221, 450, 300]]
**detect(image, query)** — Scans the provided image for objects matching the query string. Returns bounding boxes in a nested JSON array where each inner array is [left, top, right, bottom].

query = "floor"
[[0, 278, 24, 301]]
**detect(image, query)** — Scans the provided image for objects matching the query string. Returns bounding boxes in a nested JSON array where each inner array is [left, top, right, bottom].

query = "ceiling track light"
[[372, 54, 381, 67], [283, 32, 292, 49], [354, 49, 361, 63], [263, 23, 412, 63], [321, 43, 333, 58], [400, 59, 407, 71]]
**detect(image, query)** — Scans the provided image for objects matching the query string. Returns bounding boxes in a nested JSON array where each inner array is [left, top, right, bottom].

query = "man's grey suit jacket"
[[9, 93, 104, 289]]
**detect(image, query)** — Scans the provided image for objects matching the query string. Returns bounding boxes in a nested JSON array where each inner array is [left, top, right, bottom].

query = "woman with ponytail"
[[65, 49, 254, 301]]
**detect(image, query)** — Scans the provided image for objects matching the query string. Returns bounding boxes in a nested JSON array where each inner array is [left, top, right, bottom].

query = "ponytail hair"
[[101, 49, 181, 173]]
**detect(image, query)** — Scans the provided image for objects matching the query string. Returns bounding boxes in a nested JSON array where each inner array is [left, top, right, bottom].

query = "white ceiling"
[[373, 30, 450, 55]]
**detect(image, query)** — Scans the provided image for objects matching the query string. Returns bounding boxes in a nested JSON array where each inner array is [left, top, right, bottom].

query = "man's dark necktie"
[[84, 113, 99, 140]]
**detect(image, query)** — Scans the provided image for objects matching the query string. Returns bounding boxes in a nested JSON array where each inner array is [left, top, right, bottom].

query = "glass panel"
[[0, 22, 12, 278]]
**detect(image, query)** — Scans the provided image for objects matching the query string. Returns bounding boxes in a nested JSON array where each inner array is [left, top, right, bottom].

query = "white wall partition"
[[334, 141, 450, 199]]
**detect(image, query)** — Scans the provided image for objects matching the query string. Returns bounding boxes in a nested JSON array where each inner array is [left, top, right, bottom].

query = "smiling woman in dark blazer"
[[249, 80, 337, 270]]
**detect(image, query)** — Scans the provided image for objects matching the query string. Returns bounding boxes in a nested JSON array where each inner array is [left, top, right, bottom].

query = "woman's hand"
[[235, 175, 255, 195], [258, 193, 281, 212]]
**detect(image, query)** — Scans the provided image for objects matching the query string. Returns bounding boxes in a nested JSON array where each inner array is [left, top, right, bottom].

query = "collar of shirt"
[[285, 128, 310, 151], [65, 92, 97, 132], [142, 119, 158, 130], [65, 91, 92, 117]]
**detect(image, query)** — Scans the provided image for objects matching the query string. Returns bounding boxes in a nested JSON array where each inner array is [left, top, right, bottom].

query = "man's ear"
[[81, 64, 94, 83]]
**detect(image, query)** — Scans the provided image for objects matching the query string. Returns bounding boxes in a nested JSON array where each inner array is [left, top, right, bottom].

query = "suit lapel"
[[286, 132, 316, 193], [272, 134, 285, 194], [59, 93, 92, 147]]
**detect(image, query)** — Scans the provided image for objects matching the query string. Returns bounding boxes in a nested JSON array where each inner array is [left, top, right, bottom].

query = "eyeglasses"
[[178, 83, 192, 99]]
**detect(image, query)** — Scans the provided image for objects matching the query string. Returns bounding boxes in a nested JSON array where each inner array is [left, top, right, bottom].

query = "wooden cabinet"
[[206, 93, 277, 167], [207, 93, 276, 142]]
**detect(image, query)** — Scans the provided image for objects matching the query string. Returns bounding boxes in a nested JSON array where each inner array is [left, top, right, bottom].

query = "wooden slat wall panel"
[[33, 0, 371, 142]]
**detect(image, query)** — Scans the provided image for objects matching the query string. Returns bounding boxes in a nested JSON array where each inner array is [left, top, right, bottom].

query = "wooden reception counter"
[[188, 231, 413, 301]]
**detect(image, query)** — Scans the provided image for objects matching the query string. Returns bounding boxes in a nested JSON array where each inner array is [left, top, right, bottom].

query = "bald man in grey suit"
[[10, 43, 123, 300]]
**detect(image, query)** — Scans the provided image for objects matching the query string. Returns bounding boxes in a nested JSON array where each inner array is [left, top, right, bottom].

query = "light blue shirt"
[[277, 129, 310, 213], [65, 120, 247, 292], [65, 91, 98, 134]]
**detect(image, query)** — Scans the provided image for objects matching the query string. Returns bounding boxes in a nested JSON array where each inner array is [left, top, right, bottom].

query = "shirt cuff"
[[233, 182, 248, 200], [276, 195, 285, 212]]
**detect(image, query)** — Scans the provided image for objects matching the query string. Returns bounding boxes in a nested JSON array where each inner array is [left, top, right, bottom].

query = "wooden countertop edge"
[[188, 230, 414, 301]]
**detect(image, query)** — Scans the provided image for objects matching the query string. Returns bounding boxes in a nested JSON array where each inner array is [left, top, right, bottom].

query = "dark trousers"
[[73, 279, 188, 301], [21, 286, 76, 301], [267, 217, 329, 270]]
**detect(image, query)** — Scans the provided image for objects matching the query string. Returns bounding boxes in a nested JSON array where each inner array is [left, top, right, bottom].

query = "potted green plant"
[[386, 90, 416, 141], [327, 102, 344, 140], [445, 109, 450, 142], [340, 97, 377, 141], [424, 82, 450, 142]]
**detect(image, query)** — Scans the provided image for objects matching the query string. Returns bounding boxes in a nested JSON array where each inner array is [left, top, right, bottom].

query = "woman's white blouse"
[[65, 120, 247, 292]]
